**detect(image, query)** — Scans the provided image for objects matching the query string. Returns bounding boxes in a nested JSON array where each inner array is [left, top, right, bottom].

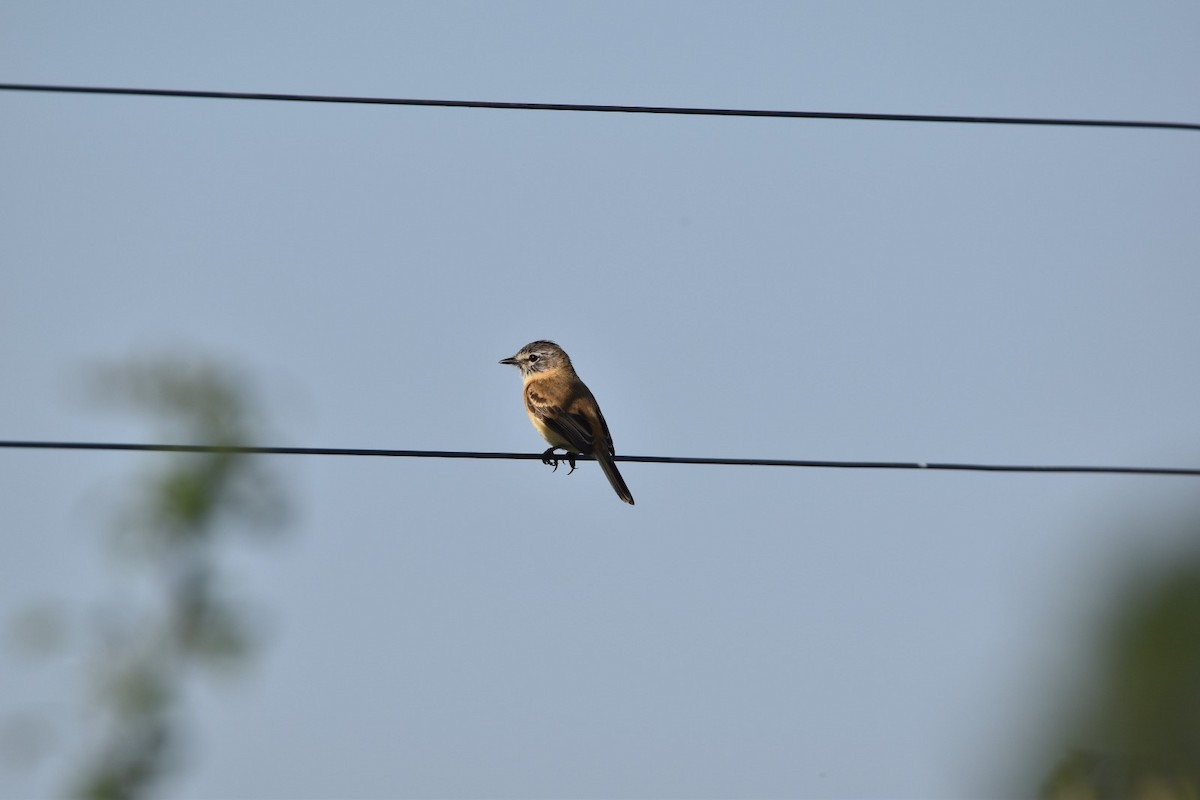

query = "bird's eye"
[[528, 354, 540, 362]]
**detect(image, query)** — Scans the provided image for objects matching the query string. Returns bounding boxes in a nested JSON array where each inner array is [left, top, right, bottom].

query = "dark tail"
[[596, 450, 635, 505]]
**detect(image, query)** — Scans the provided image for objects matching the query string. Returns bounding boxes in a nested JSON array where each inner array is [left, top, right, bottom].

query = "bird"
[[499, 340, 635, 505]]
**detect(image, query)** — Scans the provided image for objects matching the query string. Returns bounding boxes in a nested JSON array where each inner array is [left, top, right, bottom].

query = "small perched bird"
[[499, 341, 635, 505]]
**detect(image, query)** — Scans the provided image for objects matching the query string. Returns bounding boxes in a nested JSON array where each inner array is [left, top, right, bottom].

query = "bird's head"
[[499, 340, 573, 378]]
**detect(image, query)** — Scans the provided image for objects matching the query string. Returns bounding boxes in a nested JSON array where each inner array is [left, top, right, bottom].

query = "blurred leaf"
[[1041, 530, 1200, 797], [66, 354, 289, 800], [106, 661, 172, 720], [183, 598, 255, 666]]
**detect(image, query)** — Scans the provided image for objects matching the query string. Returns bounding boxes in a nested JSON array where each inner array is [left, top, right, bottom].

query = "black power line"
[[1, 440, 1197, 477], [1, 82, 1197, 132]]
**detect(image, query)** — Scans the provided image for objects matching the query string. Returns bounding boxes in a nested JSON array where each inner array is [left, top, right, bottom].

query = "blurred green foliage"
[[71, 357, 287, 800], [1042, 540, 1200, 799]]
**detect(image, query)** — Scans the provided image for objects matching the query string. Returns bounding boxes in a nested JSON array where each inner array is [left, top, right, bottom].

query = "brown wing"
[[571, 390, 631, 503], [563, 386, 617, 458], [590, 401, 617, 457], [526, 382, 596, 454]]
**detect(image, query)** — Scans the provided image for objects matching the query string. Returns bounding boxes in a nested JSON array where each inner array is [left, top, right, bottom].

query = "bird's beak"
[[499, 355, 518, 365]]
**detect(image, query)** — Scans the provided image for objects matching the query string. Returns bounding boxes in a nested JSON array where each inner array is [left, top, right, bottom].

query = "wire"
[[1, 82, 1196, 133], [1, 440, 1197, 477]]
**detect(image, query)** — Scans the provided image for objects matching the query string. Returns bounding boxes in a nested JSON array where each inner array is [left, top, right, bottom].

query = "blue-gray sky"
[[3, 3, 1200, 797]]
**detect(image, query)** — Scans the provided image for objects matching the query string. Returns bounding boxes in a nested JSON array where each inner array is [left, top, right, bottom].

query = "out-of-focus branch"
[[73, 357, 287, 800]]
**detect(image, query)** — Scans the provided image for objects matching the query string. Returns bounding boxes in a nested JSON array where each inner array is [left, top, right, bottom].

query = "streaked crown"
[[499, 340, 573, 377]]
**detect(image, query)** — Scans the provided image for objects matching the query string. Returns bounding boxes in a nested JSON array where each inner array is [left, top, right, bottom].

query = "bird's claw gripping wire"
[[541, 447, 577, 475]]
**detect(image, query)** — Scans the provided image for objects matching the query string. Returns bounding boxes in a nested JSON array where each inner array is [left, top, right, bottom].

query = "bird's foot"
[[541, 448, 578, 475]]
